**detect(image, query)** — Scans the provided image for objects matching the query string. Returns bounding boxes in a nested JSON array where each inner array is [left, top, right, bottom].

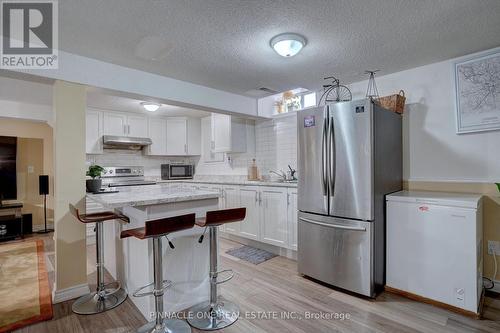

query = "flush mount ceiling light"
[[141, 102, 161, 112], [270, 33, 307, 57]]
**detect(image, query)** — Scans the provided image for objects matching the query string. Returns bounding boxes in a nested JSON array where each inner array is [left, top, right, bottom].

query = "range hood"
[[102, 135, 152, 150]]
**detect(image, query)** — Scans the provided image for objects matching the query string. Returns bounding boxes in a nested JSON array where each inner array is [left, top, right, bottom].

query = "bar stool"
[[69, 204, 129, 315], [121, 213, 196, 333], [187, 207, 246, 331]]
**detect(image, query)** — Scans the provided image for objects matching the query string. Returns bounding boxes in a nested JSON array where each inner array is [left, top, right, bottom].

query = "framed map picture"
[[455, 49, 500, 134]]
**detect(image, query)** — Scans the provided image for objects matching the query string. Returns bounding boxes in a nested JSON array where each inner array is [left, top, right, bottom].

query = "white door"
[[148, 118, 167, 155], [212, 113, 231, 152], [86, 110, 102, 154], [166, 118, 187, 155], [287, 189, 298, 250], [239, 186, 260, 240], [127, 115, 148, 137], [260, 187, 288, 247], [222, 185, 240, 234], [103, 112, 127, 136]]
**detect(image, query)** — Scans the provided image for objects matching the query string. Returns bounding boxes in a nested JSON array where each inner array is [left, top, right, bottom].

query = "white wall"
[[348, 47, 500, 183]]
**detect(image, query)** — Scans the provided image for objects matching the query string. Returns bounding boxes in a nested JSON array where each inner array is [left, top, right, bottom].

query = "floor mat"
[[226, 245, 277, 265]]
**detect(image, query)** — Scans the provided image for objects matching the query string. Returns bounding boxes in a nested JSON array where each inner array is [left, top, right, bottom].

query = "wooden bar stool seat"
[[121, 213, 196, 333], [188, 207, 246, 331], [68, 204, 129, 315]]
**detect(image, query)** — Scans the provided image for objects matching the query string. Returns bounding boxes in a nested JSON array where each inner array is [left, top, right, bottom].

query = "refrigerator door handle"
[[299, 217, 367, 232], [328, 116, 336, 196], [321, 115, 329, 210]]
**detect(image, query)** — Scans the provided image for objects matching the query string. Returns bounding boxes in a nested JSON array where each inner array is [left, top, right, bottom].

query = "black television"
[[0, 136, 17, 201]]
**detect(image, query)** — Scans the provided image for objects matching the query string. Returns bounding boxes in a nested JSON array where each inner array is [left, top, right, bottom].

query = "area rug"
[[226, 245, 277, 264], [0, 240, 53, 332]]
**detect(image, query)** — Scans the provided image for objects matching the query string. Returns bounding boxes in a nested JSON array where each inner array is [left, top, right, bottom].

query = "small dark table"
[[0, 203, 24, 241]]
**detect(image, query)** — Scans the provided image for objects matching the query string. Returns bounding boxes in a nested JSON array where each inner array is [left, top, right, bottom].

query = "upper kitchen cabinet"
[[127, 114, 148, 137], [211, 113, 247, 153], [86, 109, 103, 154], [166, 117, 201, 156], [103, 111, 147, 137], [147, 117, 167, 155]]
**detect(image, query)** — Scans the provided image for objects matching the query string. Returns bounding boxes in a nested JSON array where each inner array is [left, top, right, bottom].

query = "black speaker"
[[37, 175, 52, 234], [39, 175, 49, 195]]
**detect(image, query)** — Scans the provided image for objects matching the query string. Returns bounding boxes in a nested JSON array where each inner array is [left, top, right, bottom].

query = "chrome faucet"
[[269, 170, 287, 181]]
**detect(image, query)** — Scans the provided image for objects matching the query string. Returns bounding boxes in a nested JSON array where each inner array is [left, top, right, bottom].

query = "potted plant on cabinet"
[[86, 165, 105, 193]]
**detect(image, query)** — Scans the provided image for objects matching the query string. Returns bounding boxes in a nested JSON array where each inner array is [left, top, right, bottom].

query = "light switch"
[[28, 165, 34, 174]]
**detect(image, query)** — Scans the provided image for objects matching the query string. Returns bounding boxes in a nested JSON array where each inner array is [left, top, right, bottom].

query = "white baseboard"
[[32, 223, 55, 232], [52, 283, 90, 304]]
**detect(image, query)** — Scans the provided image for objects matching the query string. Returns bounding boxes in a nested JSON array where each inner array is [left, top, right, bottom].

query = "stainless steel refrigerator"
[[297, 99, 402, 297]]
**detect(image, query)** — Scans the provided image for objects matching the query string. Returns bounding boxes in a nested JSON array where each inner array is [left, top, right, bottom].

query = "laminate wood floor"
[[9, 236, 500, 333]]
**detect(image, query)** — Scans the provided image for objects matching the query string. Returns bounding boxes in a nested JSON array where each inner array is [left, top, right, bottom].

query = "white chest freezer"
[[386, 190, 483, 314]]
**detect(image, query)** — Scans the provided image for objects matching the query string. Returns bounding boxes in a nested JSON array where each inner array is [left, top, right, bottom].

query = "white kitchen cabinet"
[[260, 186, 288, 247], [222, 185, 241, 234], [127, 114, 148, 137], [166, 117, 201, 156], [103, 111, 147, 137], [239, 186, 260, 240], [211, 113, 247, 153], [147, 118, 167, 155], [201, 116, 224, 162], [287, 188, 298, 250], [86, 109, 103, 154], [103, 112, 127, 136]]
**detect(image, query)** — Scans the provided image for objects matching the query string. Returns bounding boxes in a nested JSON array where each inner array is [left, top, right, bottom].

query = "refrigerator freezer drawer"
[[297, 212, 374, 297]]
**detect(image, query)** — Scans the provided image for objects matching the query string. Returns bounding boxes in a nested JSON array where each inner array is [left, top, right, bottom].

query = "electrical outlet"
[[487, 240, 500, 255]]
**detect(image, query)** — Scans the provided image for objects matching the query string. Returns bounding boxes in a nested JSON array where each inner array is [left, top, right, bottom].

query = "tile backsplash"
[[86, 113, 298, 180], [86, 150, 193, 178]]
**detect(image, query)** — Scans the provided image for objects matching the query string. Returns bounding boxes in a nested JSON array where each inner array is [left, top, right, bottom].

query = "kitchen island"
[[86, 184, 220, 319]]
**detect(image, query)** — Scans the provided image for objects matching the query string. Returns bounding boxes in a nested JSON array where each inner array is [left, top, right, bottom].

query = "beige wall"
[[0, 119, 54, 225], [17, 138, 47, 226], [53, 81, 88, 293], [405, 181, 500, 282]]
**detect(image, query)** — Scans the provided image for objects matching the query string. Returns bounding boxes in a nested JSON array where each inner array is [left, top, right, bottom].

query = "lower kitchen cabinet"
[[287, 188, 298, 250], [222, 185, 240, 234], [238, 186, 260, 240], [260, 186, 288, 247]]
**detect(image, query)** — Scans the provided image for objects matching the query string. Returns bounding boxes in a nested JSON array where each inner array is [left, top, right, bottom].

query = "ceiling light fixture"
[[270, 33, 307, 57], [141, 102, 161, 112]]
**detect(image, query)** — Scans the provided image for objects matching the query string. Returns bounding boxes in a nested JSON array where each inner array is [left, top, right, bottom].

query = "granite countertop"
[[149, 178, 298, 188], [86, 184, 220, 208]]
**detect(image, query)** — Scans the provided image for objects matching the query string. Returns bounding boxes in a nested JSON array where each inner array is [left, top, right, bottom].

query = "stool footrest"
[[101, 281, 122, 296], [215, 269, 234, 285], [133, 279, 172, 298]]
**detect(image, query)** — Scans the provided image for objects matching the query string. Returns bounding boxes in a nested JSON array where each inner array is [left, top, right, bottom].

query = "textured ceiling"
[[58, 0, 500, 96]]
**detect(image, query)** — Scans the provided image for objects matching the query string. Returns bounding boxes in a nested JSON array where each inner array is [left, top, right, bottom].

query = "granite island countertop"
[[146, 178, 298, 188], [86, 183, 220, 209]]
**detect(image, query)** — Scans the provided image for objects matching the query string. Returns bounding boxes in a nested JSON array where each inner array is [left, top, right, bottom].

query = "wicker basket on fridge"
[[377, 90, 406, 114]]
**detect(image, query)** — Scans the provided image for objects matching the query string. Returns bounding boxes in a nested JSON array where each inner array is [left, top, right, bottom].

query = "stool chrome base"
[[137, 319, 192, 333], [72, 288, 127, 315], [187, 298, 239, 331]]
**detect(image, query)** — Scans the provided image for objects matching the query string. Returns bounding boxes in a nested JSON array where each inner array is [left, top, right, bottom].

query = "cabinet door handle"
[[255, 191, 258, 203], [184, 144, 188, 154], [124, 124, 127, 135]]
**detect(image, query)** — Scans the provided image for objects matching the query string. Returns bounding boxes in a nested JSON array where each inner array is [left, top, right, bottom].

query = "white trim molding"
[[52, 283, 90, 304]]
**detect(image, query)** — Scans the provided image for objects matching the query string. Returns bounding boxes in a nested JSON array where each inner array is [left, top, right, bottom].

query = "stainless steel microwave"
[[161, 164, 194, 180]]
